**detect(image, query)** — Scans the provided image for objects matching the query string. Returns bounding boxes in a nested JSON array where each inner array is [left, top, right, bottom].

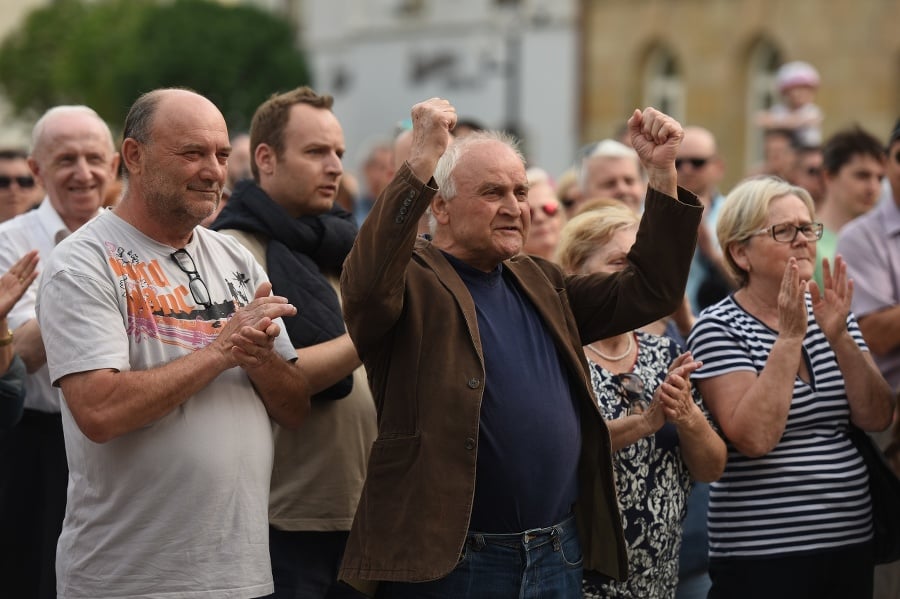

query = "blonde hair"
[[717, 176, 816, 287], [556, 203, 639, 274]]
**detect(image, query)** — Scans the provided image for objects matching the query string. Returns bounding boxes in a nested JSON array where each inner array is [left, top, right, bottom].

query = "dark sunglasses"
[[0, 175, 35, 189], [530, 202, 560, 218], [674, 157, 710, 170], [616, 372, 649, 416]]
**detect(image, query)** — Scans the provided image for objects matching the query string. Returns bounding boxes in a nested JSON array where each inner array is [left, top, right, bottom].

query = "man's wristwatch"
[[0, 330, 13, 347]]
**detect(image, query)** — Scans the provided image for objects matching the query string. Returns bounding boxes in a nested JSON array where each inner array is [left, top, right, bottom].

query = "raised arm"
[[340, 98, 456, 353], [658, 353, 726, 482], [628, 107, 683, 199]]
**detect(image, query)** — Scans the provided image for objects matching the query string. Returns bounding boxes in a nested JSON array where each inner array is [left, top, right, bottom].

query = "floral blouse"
[[582, 331, 711, 599]]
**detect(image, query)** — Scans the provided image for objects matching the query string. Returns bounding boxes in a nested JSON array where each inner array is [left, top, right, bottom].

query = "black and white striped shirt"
[[687, 295, 872, 559]]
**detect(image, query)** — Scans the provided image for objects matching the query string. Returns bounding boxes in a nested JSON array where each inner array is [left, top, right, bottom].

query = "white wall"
[[299, 0, 579, 183]]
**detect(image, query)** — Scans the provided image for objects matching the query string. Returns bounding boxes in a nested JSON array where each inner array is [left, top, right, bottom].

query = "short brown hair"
[[249, 86, 333, 180]]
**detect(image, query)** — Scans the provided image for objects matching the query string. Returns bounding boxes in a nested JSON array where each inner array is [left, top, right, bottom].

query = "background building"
[[301, 0, 578, 181], [581, 0, 900, 188], [0, 0, 896, 192]]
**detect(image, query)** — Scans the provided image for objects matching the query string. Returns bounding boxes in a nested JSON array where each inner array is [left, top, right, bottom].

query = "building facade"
[[0, 0, 895, 188], [581, 0, 900, 188]]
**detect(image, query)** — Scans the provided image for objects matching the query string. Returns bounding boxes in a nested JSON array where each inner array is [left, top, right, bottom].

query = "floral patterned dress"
[[582, 331, 710, 599]]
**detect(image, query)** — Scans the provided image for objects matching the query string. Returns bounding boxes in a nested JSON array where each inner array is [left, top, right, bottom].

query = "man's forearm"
[[295, 334, 361, 395], [246, 358, 310, 429], [858, 307, 900, 356], [646, 166, 678, 200], [59, 345, 233, 443]]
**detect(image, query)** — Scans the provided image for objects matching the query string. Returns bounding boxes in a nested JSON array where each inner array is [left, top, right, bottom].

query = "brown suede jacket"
[[340, 163, 702, 583]]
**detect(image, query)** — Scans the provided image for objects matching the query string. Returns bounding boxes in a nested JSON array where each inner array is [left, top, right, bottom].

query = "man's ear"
[[255, 143, 276, 178], [120, 139, 142, 175], [27, 157, 44, 189], [431, 194, 450, 225]]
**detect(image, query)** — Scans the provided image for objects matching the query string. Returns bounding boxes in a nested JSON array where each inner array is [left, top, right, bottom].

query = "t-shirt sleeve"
[[37, 268, 132, 386], [687, 313, 757, 380], [847, 312, 868, 352]]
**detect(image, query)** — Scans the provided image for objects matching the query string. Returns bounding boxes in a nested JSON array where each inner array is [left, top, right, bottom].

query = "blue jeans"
[[377, 514, 583, 599]]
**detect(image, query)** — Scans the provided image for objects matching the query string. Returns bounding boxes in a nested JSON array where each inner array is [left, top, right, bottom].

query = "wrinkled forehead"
[[37, 114, 114, 158], [455, 141, 527, 184], [679, 132, 716, 156], [0, 157, 31, 171], [153, 92, 229, 144], [587, 155, 639, 179]]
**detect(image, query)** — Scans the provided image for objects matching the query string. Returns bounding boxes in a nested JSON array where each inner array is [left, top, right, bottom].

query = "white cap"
[[776, 61, 820, 92]]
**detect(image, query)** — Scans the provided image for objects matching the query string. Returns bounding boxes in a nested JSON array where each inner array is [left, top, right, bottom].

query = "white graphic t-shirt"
[[37, 209, 296, 599]]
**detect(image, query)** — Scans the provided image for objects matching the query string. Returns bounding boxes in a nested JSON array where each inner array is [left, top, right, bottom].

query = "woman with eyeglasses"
[[556, 204, 726, 599], [686, 176, 894, 599]]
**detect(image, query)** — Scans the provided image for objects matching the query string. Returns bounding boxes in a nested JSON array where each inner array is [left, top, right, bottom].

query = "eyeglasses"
[[530, 202, 560, 218], [752, 221, 824, 243], [616, 372, 649, 416], [0, 175, 35, 189], [170, 249, 213, 310], [674, 157, 710, 170]]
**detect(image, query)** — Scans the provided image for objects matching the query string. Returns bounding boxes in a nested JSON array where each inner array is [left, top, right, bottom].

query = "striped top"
[[687, 295, 873, 559]]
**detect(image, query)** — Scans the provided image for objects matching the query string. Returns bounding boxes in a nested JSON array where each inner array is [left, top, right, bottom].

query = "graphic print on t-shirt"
[[105, 243, 252, 350]]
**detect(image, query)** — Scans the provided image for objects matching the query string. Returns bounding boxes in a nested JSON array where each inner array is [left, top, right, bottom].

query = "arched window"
[[745, 38, 783, 171], [642, 45, 684, 122]]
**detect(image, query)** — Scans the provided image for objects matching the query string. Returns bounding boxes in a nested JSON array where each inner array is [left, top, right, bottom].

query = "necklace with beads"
[[586, 333, 634, 362]]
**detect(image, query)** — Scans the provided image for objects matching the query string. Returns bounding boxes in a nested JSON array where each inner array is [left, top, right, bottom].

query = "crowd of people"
[[0, 55, 898, 599]]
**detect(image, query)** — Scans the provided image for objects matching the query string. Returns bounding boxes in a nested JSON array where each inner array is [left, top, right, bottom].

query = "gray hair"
[[526, 166, 551, 186], [578, 139, 641, 190], [434, 130, 524, 200], [122, 89, 169, 145], [31, 105, 114, 158], [428, 130, 525, 233]]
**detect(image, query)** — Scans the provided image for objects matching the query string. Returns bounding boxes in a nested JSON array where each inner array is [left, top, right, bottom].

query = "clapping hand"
[[656, 351, 703, 426], [777, 257, 809, 340], [0, 250, 39, 320], [214, 282, 296, 369], [809, 255, 852, 342]]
